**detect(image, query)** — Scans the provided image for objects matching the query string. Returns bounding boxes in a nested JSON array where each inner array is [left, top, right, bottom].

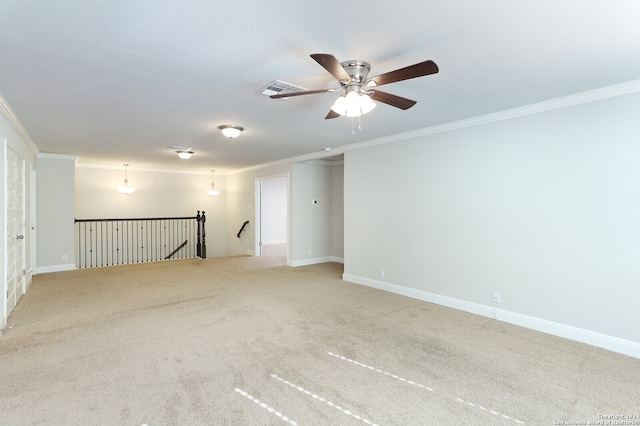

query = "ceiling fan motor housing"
[[341, 60, 373, 96], [341, 60, 371, 84]]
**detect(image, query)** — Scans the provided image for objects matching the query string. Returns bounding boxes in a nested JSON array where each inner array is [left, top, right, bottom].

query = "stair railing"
[[74, 211, 207, 268]]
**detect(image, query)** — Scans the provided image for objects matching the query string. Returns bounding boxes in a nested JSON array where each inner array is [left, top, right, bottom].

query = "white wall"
[[225, 164, 293, 257], [290, 160, 344, 264], [225, 161, 344, 266], [291, 162, 333, 265], [75, 165, 227, 258], [36, 154, 76, 273], [344, 91, 640, 357]]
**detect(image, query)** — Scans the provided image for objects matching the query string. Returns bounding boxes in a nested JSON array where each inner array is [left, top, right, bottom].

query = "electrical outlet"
[[493, 292, 501, 303], [62, 254, 68, 261], [379, 269, 385, 278], [308, 249, 312, 256]]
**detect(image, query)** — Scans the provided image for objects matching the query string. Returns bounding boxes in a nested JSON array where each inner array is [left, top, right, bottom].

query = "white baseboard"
[[36, 263, 76, 274], [289, 256, 333, 267], [342, 273, 640, 359], [495, 309, 640, 359], [288, 256, 343, 267], [342, 274, 495, 318]]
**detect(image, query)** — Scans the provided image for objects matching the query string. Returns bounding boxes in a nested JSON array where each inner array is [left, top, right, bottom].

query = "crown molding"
[[75, 162, 213, 176], [230, 79, 640, 175], [338, 78, 640, 154], [36, 153, 78, 161], [0, 92, 39, 156]]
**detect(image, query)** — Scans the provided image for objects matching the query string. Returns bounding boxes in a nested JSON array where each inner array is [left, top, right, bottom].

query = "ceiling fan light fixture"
[[333, 90, 376, 118], [330, 95, 348, 115], [177, 150, 194, 159], [359, 93, 376, 114], [345, 90, 362, 117], [218, 125, 244, 139]]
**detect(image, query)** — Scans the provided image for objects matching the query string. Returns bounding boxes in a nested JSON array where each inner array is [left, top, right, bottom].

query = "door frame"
[[254, 173, 289, 259]]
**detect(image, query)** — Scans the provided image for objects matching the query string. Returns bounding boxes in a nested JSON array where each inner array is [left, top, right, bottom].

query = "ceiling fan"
[[270, 53, 438, 119]]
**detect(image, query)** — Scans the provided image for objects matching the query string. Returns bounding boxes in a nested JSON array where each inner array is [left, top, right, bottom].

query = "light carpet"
[[1, 255, 638, 425]]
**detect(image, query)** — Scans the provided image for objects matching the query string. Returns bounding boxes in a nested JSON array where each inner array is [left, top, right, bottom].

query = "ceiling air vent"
[[258, 80, 307, 98]]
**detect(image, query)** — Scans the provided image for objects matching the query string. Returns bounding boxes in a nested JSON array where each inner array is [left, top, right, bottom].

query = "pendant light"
[[206, 170, 220, 196], [117, 164, 135, 194]]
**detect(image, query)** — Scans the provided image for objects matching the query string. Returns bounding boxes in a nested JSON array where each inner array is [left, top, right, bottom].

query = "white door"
[[6, 145, 26, 317]]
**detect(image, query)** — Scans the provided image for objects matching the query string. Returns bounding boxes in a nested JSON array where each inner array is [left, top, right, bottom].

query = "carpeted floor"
[[1, 255, 638, 425]]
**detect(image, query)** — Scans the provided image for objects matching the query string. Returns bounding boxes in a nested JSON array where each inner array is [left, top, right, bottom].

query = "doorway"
[[255, 175, 288, 259]]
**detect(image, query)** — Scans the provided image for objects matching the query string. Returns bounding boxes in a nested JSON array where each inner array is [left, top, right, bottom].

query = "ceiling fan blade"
[[367, 60, 438, 87], [370, 90, 417, 110], [311, 53, 352, 82], [270, 88, 334, 99], [325, 110, 340, 119]]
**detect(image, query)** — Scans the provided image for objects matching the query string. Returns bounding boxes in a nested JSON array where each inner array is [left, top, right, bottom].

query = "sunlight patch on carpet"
[[327, 351, 434, 391], [327, 351, 526, 425], [270, 374, 379, 426], [234, 387, 298, 425], [456, 398, 525, 425]]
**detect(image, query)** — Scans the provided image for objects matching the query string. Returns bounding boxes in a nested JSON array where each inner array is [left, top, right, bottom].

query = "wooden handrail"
[[165, 240, 188, 259], [237, 220, 249, 238], [75, 216, 196, 222]]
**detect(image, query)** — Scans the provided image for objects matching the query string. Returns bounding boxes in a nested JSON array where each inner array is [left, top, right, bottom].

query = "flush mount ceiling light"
[[117, 163, 135, 194], [218, 124, 244, 139], [177, 150, 194, 159], [168, 145, 194, 159], [206, 170, 220, 196]]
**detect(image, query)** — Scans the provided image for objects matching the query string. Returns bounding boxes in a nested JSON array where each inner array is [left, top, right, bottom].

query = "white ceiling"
[[1, 1, 639, 173]]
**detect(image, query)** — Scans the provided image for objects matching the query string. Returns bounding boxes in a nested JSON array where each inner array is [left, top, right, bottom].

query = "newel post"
[[200, 211, 207, 259], [196, 211, 202, 258]]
